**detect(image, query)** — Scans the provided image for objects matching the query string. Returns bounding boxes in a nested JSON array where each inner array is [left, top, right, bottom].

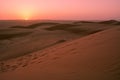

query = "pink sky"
[[0, 0, 120, 20]]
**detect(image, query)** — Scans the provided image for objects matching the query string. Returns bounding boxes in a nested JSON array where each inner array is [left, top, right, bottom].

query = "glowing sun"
[[24, 17, 29, 20], [22, 12, 30, 20], [18, 9, 33, 20]]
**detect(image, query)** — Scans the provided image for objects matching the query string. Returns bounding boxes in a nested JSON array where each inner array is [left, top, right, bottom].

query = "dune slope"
[[0, 26, 120, 80]]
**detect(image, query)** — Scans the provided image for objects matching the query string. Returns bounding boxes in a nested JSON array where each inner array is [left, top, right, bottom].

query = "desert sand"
[[0, 20, 120, 80]]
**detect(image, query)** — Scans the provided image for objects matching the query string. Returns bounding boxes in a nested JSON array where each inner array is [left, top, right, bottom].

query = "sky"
[[0, 0, 120, 20]]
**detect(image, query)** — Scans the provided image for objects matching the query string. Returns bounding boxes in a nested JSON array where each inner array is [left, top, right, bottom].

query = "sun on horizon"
[[18, 8, 33, 20], [24, 17, 29, 20], [22, 12, 30, 20]]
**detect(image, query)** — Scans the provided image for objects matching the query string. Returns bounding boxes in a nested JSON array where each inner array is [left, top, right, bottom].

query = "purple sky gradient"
[[0, 0, 120, 20]]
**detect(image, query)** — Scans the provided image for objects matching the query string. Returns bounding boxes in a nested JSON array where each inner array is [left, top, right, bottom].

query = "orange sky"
[[0, 0, 120, 20]]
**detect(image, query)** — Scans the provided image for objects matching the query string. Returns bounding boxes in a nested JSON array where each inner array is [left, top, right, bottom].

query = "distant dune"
[[0, 24, 120, 80], [98, 20, 119, 24]]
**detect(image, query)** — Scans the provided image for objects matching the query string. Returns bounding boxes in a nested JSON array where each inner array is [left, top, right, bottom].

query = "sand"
[[0, 20, 120, 80]]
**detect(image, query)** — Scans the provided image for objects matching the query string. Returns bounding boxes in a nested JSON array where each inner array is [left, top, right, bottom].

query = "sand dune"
[[0, 25, 120, 80], [1, 21, 110, 61], [98, 20, 119, 24]]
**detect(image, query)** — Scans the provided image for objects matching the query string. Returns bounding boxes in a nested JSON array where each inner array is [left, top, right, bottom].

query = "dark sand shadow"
[[45, 23, 102, 35], [11, 22, 59, 29], [45, 24, 79, 31], [73, 21, 95, 24], [0, 32, 32, 40]]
